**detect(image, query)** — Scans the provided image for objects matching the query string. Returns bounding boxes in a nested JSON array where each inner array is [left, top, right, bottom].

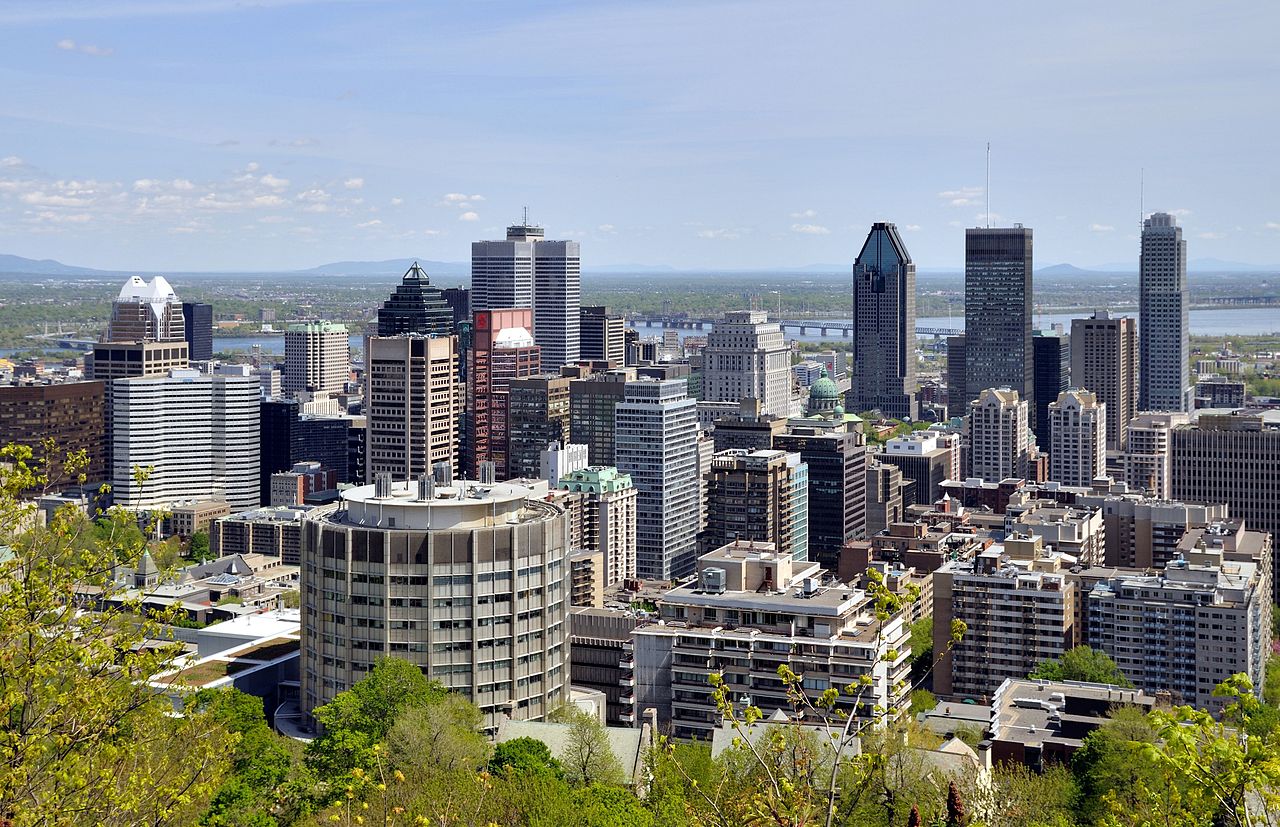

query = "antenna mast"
[[985, 142, 991, 229], [522, 205, 529, 227]]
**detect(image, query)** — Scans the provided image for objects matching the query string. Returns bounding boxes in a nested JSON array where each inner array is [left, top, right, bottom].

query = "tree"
[[556, 707, 625, 787], [0, 443, 233, 825], [490, 737, 563, 778], [1070, 706, 1167, 825], [909, 689, 936, 715], [945, 779, 965, 827], [189, 530, 214, 563], [1029, 645, 1133, 687], [387, 694, 489, 776]]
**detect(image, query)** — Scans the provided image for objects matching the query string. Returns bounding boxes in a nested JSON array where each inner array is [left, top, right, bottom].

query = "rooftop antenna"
[[985, 142, 991, 229], [522, 205, 529, 227]]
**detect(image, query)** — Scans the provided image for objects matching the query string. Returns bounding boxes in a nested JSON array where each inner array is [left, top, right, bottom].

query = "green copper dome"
[[806, 367, 842, 416]]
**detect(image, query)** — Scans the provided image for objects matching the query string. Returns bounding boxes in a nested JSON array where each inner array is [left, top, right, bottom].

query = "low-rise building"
[[211, 505, 312, 564]]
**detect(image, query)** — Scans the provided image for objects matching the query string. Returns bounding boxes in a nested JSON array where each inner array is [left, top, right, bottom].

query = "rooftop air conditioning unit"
[[701, 567, 727, 594]]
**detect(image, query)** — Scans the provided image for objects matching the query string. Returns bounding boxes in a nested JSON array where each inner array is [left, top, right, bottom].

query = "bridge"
[[24, 332, 98, 351], [629, 316, 961, 338]]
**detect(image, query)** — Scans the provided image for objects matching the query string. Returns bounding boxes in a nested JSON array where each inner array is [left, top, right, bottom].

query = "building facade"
[[507, 375, 572, 481], [1139, 212, 1191, 412], [181, 301, 214, 361], [1122, 412, 1188, 498], [365, 334, 459, 480], [0, 381, 106, 487], [569, 370, 631, 466], [579, 306, 625, 365], [1047, 389, 1106, 487], [702, 311, 791, 419], [283, 321, 349, 397], [558, 466, 639, 586], [377, 263, 453, 337], [703, 449, 808, 561], [849, 222, 918, 420], [1031, 330, 1070, 448], [968, 388, 1034, 482], [107, 275, 186, 342], [468, 309, 541, 480], [963, 227, 1034, 409], [774, 422, 867, 568], [1070, 311, 1137, 451]]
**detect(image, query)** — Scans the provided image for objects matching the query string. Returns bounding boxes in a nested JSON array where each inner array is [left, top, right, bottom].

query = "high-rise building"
[[865, 459, 905, 538], [773, 423, 866, 568], [111, 367, 259, 511], [703, 449, 809, 561], [1171, 411, 1280, 600], [1194, 375, 1246, 409], [579, 306, 626, 365], [0, 381, 106, 487], [1140, 212, 1191, 412], [507, 375, 572, 480], [181, 302, 214, 361], [614, 379, 700, 580], [472, 221, 580, 371], [365, 335, 459, 480], [1031, 330, 1069, 447], [702, 311, 791, 418], [88, 340, 189, 471], [270, 461, 338, 506], [711, 398, 787, 453], [106, 276, 185, 342], [569, 370, 631, 466], [877, 430, 960, 506], [1071, 312, 1137, 451], [964, 227, 1034, 409], [376, 263, 453, 337], [259, 400, 349, 504], [1121, 412, 1187, 498], [1074, 490, 1226, 569], [468, 309, 541, 479], [945, 335, 967, 417], [300, 476, 572, 732], [849, 222, 918, 420], [442, 286, 471, 329], [283, 321, 349, 397], [558, 466, 639, 586], [968, 388, 1035, 482], [540, 442, 588, 486], [1048, 389, 1107, 487]]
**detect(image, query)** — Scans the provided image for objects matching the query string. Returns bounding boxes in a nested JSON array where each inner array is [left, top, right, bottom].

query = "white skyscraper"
[[471, 221, 580, 371], [283, 321, 349, 397], [106, 275, 186, 342], [112, 366, 260, 511], [702, 311, 792, 418], [614, 378, 700, 580], [1048, 389, 1107, 487], [1139, 212, 1191, 412]]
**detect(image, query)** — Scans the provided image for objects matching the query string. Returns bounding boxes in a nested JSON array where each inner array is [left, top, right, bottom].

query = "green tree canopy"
[[1029, 645, 1133, 687], [489, 737, 563, 778]]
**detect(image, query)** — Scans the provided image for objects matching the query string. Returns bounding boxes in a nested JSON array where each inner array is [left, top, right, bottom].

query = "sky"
[[0, 0, 1277, 272]]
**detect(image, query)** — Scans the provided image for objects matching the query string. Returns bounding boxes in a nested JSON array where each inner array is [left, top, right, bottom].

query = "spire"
[[404, 262, 428, 282]]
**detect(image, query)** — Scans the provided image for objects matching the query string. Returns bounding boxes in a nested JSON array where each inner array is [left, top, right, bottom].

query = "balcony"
[[620, 675, 635, 688]]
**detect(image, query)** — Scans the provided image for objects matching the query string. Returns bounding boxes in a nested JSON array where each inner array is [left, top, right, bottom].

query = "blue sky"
[[0, 0, 1276, 272]]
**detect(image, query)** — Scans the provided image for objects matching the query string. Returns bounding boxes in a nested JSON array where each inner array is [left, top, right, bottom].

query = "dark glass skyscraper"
[[963, 226, 1034, 408], [376, 263, 453, 337], [181, 301, 213, 361], [260, 400, 349, 504], [849, 222, 917, 420], [1031, 330, 1069, 447]]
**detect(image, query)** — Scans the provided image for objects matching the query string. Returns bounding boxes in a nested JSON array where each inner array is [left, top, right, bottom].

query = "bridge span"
[[629, 316, 961, 338]]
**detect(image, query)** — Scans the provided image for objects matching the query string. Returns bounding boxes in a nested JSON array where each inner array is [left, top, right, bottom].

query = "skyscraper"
[[964, 227, 1034, 409], [468, 309, 541, 479], [1139, 212, 1191, 412], [1071, 311, 1137, 451], [1047, 389, 1107, 487], [181, 301, 213, 361], [376, 263, 453, 337], [968, 387, 1035, 482], [472, 221, 580, 371], [703, 448, 809, 561], [365, 334, 459, 480], [283, 321, 349, 397], [1031, 330, 1069, 447], [106, 275, 185, 342], [614, 378, 700, 580], [579, 306, 626, 365], [259, 399, 349, 504], [569, 369, 631, 465], [507, 375, 572, 480], [849, 222, 918, 420], [702, 311, 791, 418]]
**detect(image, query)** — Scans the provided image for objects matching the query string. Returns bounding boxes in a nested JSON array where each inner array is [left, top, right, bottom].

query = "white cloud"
[[343, 177, 364, 190], [258, 215, 291, 224], [133, 179, 160, 192], [697, 228, 744, 240], [56, 38, 112, 56], [244, 162, 260, 172], [1265, 222, 1280, 231], [259, 173, 289, 190], [56, 39, 75, 50], [1090, 223, 1115, 232], [442, 192, 484, 203], [791, 223, 830, 235], [356, 219, 382, 228], [252, 194, 285, 207], [1169, 208, 1192, 217], [21, 191, 90, 207], [938, 186, 984, 207], [1197, 231, 1226, 240], [269, 137, 316, 148], [904, 224, 922, 232], [597, 223, 616, 233], [1, 156, 24, 167], [790, 208, 817, 219], [459, 211, 480, 222], [172, 178, 194, 191], [422, 229, 442, 236], [389, 197, 404, 206], [33, 210, 91, 224]]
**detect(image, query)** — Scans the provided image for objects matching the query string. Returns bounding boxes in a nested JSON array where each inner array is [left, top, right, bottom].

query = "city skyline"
[[0, 2, 1276, 272]]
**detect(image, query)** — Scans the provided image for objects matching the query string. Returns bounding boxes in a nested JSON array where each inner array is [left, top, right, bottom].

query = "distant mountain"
[[0, 254, 106, 276], [299, 258, 469, 279], [1036, 263, 1100, 277]]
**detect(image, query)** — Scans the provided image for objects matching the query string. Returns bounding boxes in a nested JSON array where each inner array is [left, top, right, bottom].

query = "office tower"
[[623, 542, 911, 738], [702, 311, 791, 418], [945, 335, 967, 416], [1085, 539, 1269, 715], [283, 321, 349, 397], [878, 430, 960, 506], [569, 370, 631, 465], [1031, 330, 1069, 446], [259, 399, 349, 504], [711, 398, 787, 452], [181, 302, 214, 361], [703, 449, 809, 561], [865, 459, 905, 538], [1071, 312, 1137, 451], [558, 466, 639, 585], [112, 367, 259, 511], [472, 221, 580, 371], [376, 263, 453, 337], [300, 476, 572, 732], [270, 461, 338, 506], [933, 535, 1078, 699], [964, 227, 1034, 410], [579, 306, 626, 365], [0, 381, 106, 487], [1121, 412, 1187, 498], [968, 388, 1034, 482], [1048, 390, 1107, 487], [1140, 212, 1191, 412], [88, 340, 189, 470], [442, 286, 471, 329], [365, 334, 459, 480], [106, 275, 185, 342], [468, 309, 541, 479], [849, 222, 918, 420], [1171, 411, 1280, 600], [507, 375, 572, 480], [614, 379, 699, 580]]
